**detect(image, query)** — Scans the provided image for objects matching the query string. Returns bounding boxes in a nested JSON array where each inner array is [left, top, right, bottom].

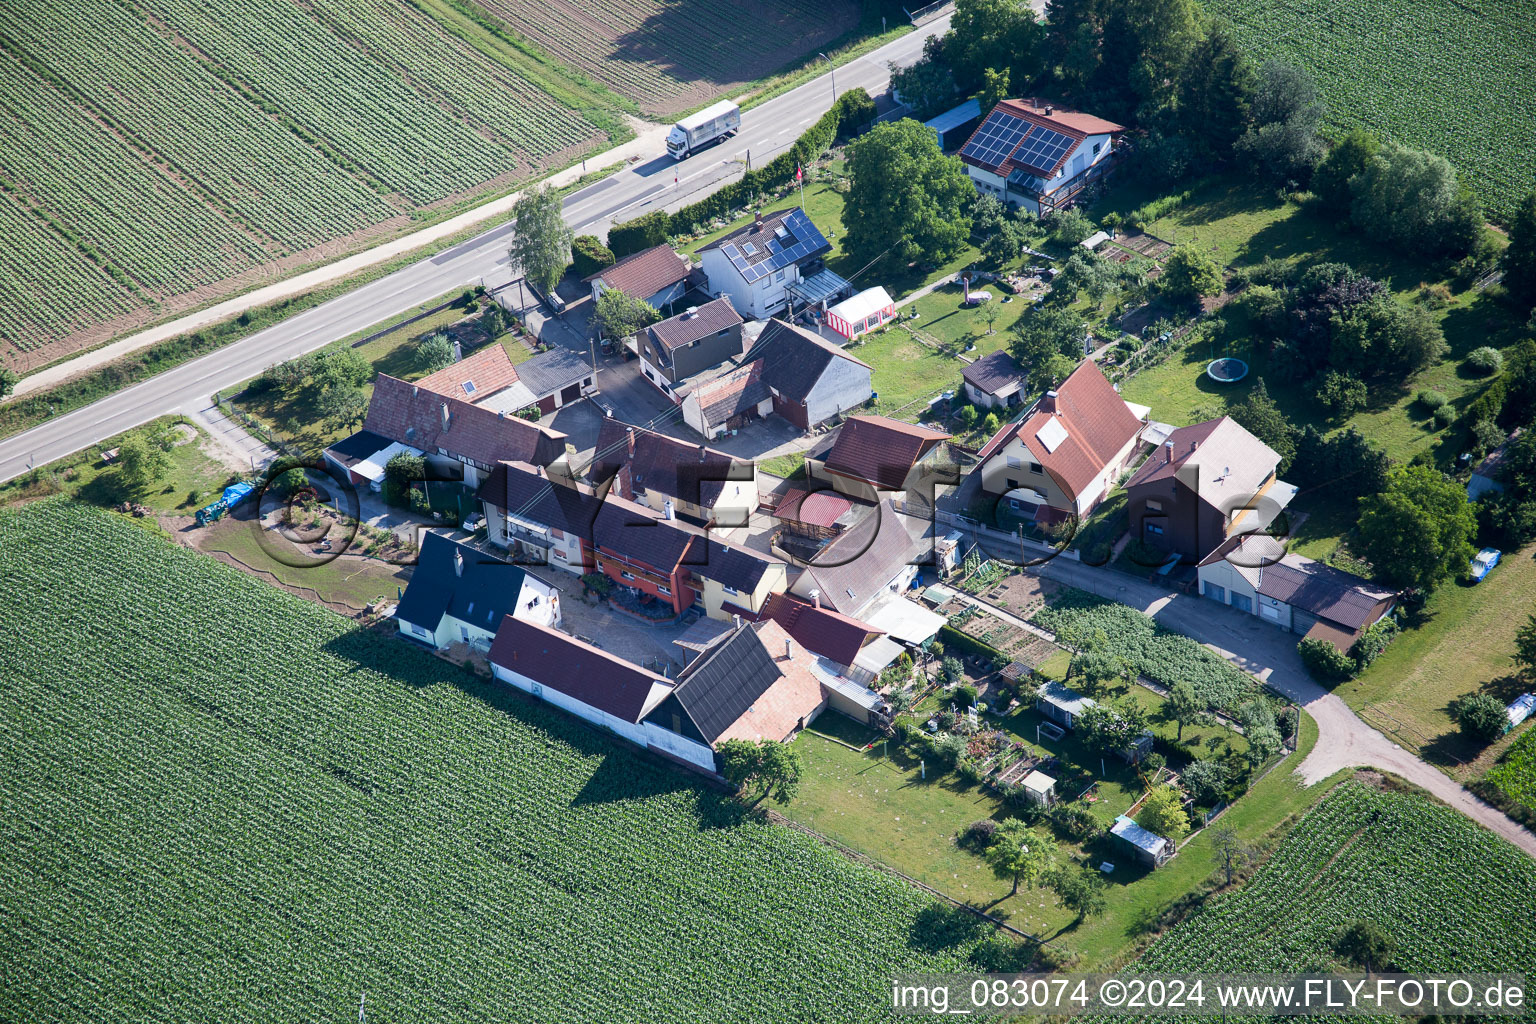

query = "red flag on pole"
[[795, 164, 803, 182]]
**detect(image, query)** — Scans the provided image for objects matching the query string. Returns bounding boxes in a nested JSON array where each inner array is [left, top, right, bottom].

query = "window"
[[553, 548, 567, 560], [722, 584, 739, 595], [657, 584, 671, 596], [1006, 456, 1022, 468], [1028, 461, 1043, 474], [1146, 522, 1163, 536], [1146, 499, 1162, 512], [1005, 477, 1020, 489], [411, 623, 430, 638], [774, 269, 785, 282], [1092, 142, 1102, 155], [643, 368, 654, 381], [532, 683, 543, 697], [620, 570, 636, 581]]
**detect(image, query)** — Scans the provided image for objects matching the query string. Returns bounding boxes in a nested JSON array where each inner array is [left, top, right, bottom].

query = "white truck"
[[665, 100, 741, 160]]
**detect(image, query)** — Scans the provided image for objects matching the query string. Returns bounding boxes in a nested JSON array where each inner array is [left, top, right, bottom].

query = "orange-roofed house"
[[957, 98, 1125, 217], [976, 360, 1148, 524], [806, 414, 953, 503]]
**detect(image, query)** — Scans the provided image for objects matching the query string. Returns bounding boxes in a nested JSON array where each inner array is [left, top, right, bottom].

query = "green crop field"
[[1206, 0, 1536, 222], [469, 0, 859, 116], [0, 499, 989, 1023], [1120, 779, 1536, 993], [0, 0, 613, 367], [1485, 729, 1536, 814]]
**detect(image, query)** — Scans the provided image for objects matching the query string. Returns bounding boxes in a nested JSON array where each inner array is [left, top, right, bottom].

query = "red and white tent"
[[825, 286, 896, 340]]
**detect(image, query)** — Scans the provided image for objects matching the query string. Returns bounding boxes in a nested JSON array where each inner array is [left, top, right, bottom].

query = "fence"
[[905, 0, 952, 24], [928, 506, 1082, 564], [353, 296, 464, 348]]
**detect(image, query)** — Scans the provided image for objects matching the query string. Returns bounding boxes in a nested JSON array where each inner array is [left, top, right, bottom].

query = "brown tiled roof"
[[1006, 98, 1124, 137], [961, 350, 1027, 394], [821, 415, 951, 492], [415, 345, 519, 403], [714, 620, 827, 744], [646, 296, 742, 352], [772, 487, 854, 529], [747, 319, 873, 403], [489, 616, 670, 722], [979, 361, 1141, 498], [590, 495, 696, 573], [359, 374, 567, 468], [664, 620, 824, 744], [477, 461, 603, 536], [691, 360, 770, 427], [761, 592, 880, 667], [584, 243, 689, 299], [590, 419, 753, 511]]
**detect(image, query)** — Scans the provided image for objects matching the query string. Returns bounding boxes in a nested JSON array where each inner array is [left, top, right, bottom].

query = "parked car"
[[1469, 547, 1501, 582]]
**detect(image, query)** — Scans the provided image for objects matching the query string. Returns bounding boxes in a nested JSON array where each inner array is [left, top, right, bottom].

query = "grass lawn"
[[849, 327, 965, 422], [1335, 542, 1536, 776], [757, 451, 806, 482], [0, 416, 239, 515], [231, 291, 514, 453], [788, 706, 1325, 967]]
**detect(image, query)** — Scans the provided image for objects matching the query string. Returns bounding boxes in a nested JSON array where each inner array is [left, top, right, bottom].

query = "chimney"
[[440, 402, 451, 431], [1164, 439, 1174, 463], [453, 548, 464, 577], [1191, 439, 1199, 454], [412, 385, 419, 398], [663, 499, 675, 520], [784, 637, 793, 661], [810, 588, 820, 609], [733, 613, 743, 631], [1045, 104, 1054, 116], [684, 306, 698, 319], [754, 211, 763, 229], [626, 427, 636, 455], [1041, 390, 1058, 414], [698, 444, 707, 463]]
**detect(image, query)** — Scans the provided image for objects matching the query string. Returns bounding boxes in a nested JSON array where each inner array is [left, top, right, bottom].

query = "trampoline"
[[1206, 357, 1249, 383]]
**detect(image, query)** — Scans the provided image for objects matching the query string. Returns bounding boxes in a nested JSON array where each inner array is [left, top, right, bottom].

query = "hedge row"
[[606, 88, 876, 259], [938, 624, 1010, 666]]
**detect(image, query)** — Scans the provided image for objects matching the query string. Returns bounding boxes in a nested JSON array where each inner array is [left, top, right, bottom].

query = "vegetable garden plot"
[[1081, 780, 1536, 1023], [0, 500, 982, 1023]]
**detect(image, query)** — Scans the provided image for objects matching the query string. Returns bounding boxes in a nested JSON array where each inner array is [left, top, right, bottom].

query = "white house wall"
[[641, 722, 717, 772], [804, 355, 874, 427]]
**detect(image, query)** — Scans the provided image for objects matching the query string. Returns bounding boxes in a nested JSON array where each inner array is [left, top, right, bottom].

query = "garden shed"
[[1036, 679, 1096, 729], [1022, 770, 1057, 806], [1110, 814, 1174, 868]]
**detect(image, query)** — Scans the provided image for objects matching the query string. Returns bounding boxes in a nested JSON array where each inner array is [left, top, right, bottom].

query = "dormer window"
[[462, 380, 477, 396], [742, 242, 758, 256]]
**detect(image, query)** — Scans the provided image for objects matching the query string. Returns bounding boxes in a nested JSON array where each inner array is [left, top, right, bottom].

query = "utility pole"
[[819, 53, 836, 103], [516, 277, 528, 326]]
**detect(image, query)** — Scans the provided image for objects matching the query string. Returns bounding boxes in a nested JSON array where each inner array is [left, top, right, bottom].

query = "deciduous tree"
[[1045, 865, 1107, 924], [719, 739, 804, 806], [1356, 465, 1477, 591], [1161, 680, 1205, 741], [985, 818, 1053, 896], [1312, 129, 1378, 216], [1158, 245, 1223, 306], [1349, 141, 1483, 259], [507, 184, 574, 296], [1336, 920, 1395, 974], [1229, 378, 1296, 473], [1137, 784, 1189, 843], [591, 288, 660, 343], [843, 119, 975, 270], [1208, 822, 1254, 886]]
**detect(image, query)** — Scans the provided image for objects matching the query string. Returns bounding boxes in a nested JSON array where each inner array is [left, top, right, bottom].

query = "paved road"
[[0, 16, 950, 486], [1018, 555, 1536, 858]]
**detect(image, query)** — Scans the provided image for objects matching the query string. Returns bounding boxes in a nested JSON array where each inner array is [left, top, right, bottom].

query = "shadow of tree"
[[909, 902, 992, 953]]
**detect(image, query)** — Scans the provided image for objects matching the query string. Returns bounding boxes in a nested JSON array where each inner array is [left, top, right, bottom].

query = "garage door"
[[1204, 582, 1225, 603], [1230, 592, 1252, 614], [560, 382, 582, 404]]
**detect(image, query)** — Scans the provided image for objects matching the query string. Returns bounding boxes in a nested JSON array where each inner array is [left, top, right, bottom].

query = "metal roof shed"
[[1110, 815, 1173, 867]]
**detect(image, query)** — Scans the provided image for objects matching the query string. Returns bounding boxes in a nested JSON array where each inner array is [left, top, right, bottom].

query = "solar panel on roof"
[[1010, 125, 1076, 174], [961, 112, 1029, 169]]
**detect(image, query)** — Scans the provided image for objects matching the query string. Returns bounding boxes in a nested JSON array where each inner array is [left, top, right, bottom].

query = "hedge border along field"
[[1030, 589, 1261, 712], [1205, 0, 1536, 224], [0, 0, 613, 363], [469, 0, 860, 117], [0, 499, 985, 1023], [1082, 779, 1536, 1024]]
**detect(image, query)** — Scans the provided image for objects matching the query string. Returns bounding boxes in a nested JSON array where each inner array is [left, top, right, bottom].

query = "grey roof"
[[324, 429, 393, 469], [476, 461, 603, 536], [396, 532, 529, 634], [646, 296, 742, 352], [669, 624, 785, 743], [1112, 815, 1171, 855], [1037, 679, 1096, 717], [1126, 417, 1280, 516], [925, 98, 982, 134], [796, 500, 922, 615], [697, 537, 781, 594], [1255, 556, 1395, 630], [746, 318, 872, 404], [699, 208, 831, 284], [962, 350, 1028, 394], [590, 419, 754, 511], [513, 346, 591, 397]]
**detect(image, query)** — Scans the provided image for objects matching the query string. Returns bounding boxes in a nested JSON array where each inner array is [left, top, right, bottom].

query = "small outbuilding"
[[825, 286, 896, 340], [1110, 814, 1174, 868], [1036, 679, 1096, 730], [1022, 770, 1057, 806]]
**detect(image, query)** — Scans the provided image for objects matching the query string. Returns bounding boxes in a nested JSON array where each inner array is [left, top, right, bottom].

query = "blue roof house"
[[396, 532, 562, 652]]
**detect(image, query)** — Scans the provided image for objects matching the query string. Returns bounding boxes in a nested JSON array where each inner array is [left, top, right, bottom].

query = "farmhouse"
[[789, 499, 926, 619], [1197, 534, 1397, 648], [396, 532, 560, 651], [958, 98, 1124, 217], [1125, 417, 1297, 561], [761, 591, 889, 684], [740, 318, 874, 431], [477, 460, 601, 573], [961, 350, 1029, 411], [1111, 814, 1174, 868], [977, 360, 1146, 523], [584, 243, 692, 313], [415, 343, 593, 417], [638, 619, 829, 772], [807, 415, 954, 503], [697, 208, 837, 320], [636, 296, 745, 392], [325, 374, 568, 490], [588, 420, 757, 527]]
